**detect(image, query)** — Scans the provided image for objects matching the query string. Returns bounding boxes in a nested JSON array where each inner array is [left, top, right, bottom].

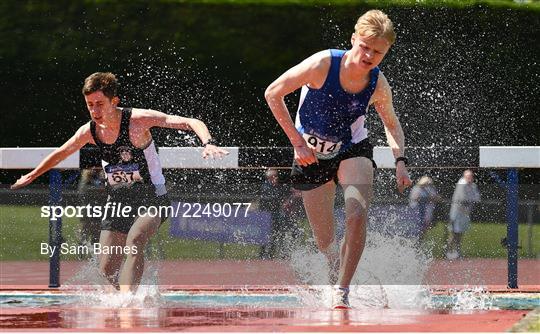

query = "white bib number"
[[105, 164, 143, 186], [302, 133, 342, 159]]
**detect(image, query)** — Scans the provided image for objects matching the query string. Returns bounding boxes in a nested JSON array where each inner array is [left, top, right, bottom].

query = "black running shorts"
[[290, 139, 377, 191], [101, 184, 170, 234]]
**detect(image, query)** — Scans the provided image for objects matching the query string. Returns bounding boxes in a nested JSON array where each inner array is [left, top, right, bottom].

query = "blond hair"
[[354, 10, 396, 45]]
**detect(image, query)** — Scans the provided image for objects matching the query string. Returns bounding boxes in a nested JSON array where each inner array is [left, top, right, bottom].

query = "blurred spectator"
[[278, 187, 305, 257], [446, 170, 481, 260], [259, 168, 304, 259], [282, 188, 304, 224], [259, 168, 288, 259], [409, 175, 441, 240]]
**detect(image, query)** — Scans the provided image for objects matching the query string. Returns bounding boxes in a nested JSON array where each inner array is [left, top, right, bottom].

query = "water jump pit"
[[1, 285, 538, 332]]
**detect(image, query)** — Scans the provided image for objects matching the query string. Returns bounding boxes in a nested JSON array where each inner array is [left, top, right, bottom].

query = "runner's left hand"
[[202, 145, 229, 159], [396, 162, 412, 193]]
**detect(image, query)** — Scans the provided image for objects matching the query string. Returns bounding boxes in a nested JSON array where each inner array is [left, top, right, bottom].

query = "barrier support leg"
[[506, 169, 518, 289], [49, 170, 62, 288]]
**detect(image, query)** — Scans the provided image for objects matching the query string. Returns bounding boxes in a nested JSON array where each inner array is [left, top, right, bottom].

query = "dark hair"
[[82, 72, 118, 99]]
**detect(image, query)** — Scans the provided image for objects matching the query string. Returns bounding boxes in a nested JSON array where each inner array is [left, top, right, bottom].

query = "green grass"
[[1, 205, 538, 261], [422, 221, 540, 259]]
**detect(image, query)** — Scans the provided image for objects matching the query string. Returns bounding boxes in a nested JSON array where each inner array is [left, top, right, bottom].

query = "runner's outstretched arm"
[[137, 109, 229, 159], [11, 124, 93, 189]]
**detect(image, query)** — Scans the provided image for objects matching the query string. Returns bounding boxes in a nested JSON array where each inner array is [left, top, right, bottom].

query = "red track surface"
[[1, 259, 539, 286]]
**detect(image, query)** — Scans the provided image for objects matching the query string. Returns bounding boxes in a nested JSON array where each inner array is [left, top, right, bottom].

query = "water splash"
[[286, 216, 499, 311], [288, 229, 431, 309], [71, 284, 163, 309], [117, 44, 239, 149], [427, 287, 495, 310], [63, 252, 165, 308]]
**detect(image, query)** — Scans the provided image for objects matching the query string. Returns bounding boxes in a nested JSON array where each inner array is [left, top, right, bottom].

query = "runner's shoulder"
[[130, 108, 173, 129], [303, 50, 332, 72], [74, 122, 94, 144], [301, 50, 332, 86], [130, 108, 160, 118], [77, 122, 92, 137], [130, 108, 165, 123]]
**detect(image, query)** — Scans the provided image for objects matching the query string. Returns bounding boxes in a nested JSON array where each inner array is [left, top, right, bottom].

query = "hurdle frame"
[[1, 146, 538, 289]]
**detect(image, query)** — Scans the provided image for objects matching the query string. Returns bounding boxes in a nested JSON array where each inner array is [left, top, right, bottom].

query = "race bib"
[[302, 133, 342, 159], [104, 163, 143, 186]]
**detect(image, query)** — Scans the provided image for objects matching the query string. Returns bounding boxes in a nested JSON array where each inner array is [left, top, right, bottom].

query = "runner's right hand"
[[11, 173, 36, 190], [293, 142, 318, 167]]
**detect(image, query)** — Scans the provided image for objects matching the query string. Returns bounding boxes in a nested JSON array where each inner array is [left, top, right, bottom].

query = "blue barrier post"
[[49, 170, 62, 288], [506, 169, 518, 289]]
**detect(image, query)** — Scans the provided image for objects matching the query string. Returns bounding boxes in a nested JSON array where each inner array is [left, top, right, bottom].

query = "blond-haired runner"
[[12, 72, 228, 293], [265, 10, 411, 308]]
